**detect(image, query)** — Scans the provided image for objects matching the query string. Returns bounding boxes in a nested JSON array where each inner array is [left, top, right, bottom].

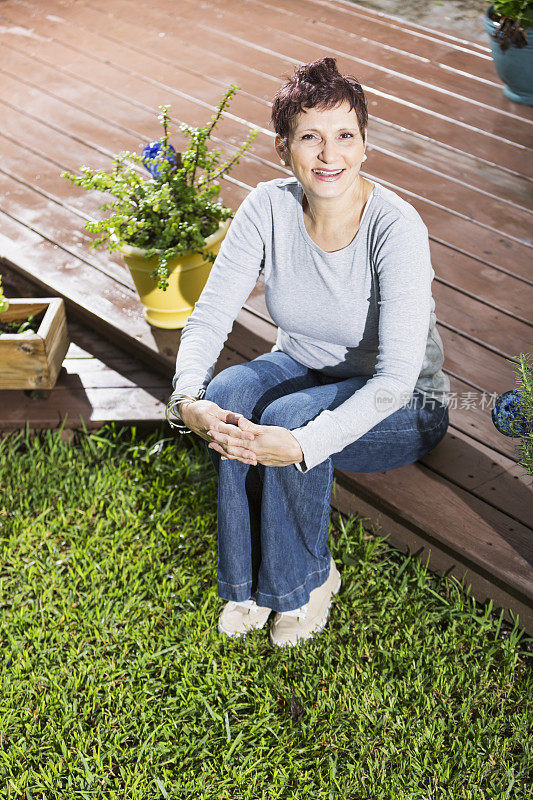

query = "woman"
[[166, 57, 450, 649]]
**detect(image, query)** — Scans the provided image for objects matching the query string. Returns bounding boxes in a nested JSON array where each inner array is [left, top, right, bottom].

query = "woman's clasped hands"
[[179, 399, 304, 467]]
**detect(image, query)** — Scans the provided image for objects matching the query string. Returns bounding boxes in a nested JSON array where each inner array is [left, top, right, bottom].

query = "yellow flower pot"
[[117, 218, 231, 329]]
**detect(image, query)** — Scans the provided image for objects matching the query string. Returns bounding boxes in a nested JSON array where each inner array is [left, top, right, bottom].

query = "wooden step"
[[331, 470, 533, 636]]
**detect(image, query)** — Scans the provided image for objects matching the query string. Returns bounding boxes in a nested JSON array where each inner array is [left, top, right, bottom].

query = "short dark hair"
[[270, 57, 368, 149]]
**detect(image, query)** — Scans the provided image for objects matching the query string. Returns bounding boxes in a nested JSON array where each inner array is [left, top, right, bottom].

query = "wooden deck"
[[0, 0, 532, 631]]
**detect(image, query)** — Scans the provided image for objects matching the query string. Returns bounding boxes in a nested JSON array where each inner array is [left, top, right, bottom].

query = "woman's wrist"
[[166, 391, 203, 433], [178, 398, 196, 418]]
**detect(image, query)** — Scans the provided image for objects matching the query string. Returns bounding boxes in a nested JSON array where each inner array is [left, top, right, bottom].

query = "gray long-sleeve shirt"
[[172, 176, 450, 473]]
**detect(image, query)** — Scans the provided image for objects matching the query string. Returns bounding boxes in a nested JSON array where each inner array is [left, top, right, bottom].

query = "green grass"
[[0, 424, 531, 799]]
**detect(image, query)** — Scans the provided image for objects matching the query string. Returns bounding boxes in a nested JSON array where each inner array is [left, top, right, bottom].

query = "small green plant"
[[0, 274, 9, 314], [0, 275, 44, 335], [512, 352, 533, 481], [62, 86, 259, 290], [487, 1, 533, 49]]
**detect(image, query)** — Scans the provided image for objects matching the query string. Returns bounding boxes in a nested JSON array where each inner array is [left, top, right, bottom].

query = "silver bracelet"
[[165, 387, 206, 434]]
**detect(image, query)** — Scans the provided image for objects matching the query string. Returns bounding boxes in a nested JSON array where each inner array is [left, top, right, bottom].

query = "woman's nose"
[[318, 139, 338, 161]]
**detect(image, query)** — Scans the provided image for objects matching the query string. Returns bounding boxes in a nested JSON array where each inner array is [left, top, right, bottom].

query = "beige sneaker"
[[218, 597, 273, 638], [269, 556, 341, 648]]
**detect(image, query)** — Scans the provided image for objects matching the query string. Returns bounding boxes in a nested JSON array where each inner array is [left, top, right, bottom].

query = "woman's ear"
[[274, 135, 285, 161]]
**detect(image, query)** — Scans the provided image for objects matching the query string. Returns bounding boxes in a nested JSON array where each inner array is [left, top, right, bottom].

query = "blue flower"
[[492, 389, 530, 437], [142, 141, 178, 180]]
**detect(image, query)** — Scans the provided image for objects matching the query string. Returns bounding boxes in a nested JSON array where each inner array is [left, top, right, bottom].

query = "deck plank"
[[193, 0, 531, 118], [422, 428, 532, 530], [40, 0, 533, 204], [301, 0, 498, 68], [339, 463, 533, 593], [70, 0, 533, 134], [6, 0, 533, 180], [1, 16, 531, 279], [331, 478, 533, 634]]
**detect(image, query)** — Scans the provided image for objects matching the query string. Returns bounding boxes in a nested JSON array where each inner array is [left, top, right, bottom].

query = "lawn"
[[0, 424, 531, 799]]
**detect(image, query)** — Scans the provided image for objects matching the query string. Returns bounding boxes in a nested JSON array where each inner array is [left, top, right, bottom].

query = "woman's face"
[[275, 101, 366, 201]]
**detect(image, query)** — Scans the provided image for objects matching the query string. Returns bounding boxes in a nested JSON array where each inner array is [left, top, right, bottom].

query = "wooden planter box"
[[0, 298, 70, 391]]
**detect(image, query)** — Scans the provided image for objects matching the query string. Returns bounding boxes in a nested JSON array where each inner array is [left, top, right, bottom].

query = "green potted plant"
[[62, 86, 259, 328], [484, 2, 533, 105], [0, 275, 8, 315], [514, 354, 533, 481]]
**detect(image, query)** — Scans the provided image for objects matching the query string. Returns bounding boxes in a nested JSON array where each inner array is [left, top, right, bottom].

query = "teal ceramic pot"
[[484, 5, 533, 105]]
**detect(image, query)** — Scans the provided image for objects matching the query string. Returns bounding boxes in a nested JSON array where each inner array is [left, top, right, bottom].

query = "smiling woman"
[[273, 58, 373, 252], [167, 56, 450, 649], [278, 100, 374, 252]]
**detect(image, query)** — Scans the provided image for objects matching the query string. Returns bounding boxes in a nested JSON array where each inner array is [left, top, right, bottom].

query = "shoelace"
[[230, 598, 262, 612], [279, 602, 309, 619], [229, 598, 309, 618]]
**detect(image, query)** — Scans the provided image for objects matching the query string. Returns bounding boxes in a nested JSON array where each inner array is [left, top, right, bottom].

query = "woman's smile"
[[312, 168, 345, 181]]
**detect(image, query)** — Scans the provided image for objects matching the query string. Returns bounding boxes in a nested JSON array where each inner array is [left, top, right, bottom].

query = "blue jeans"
[[203, 351, 449, 613]]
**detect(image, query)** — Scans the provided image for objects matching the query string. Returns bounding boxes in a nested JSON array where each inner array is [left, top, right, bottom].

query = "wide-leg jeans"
[[203, 351, 449, 613]]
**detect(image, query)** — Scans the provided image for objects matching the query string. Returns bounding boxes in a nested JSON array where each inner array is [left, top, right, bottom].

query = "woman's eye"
[[301, 133, 354, 140]]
